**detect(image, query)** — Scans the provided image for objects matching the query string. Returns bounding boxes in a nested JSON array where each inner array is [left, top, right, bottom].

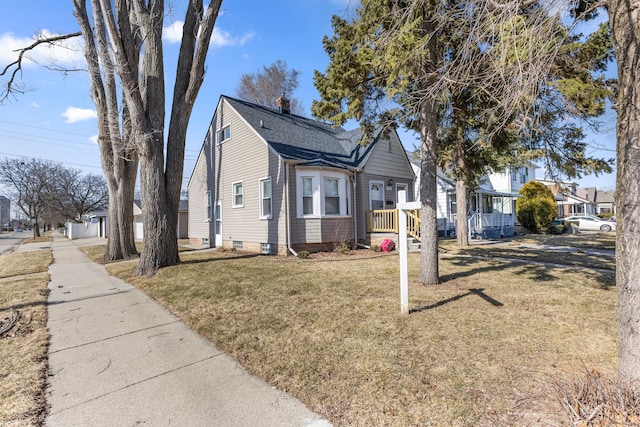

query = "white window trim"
[[217, 125, 231, 144], [232, 180, 244, 208], [369, 180, 385, 210], [205, 190, 212, 222], [296, 169, 351, 218], [259, 177, 272, 219]]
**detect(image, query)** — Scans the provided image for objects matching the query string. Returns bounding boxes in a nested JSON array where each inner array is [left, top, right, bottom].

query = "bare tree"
[[58, 171, 109, 222], [0, 158, 66, 238], [608, 0, 640, 391], [236, 59, 305, 115], [72, 0, 222, 275]]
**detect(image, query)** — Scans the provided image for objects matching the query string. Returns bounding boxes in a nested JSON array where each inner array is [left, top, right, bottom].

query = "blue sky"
[[0, 0, 617, 194]]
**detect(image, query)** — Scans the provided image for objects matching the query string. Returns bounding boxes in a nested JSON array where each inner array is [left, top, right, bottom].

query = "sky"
[[0, 0, 617, 199]]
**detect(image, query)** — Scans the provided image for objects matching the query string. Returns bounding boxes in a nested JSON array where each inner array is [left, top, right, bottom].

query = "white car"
[[565, 215, 616, 232]]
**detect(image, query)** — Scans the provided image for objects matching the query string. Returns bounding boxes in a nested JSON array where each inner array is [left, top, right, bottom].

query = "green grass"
[[106, 244, 617, 426]]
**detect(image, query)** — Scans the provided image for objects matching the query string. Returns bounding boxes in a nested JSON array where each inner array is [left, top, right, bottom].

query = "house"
[[410, 156, 530, 239], [536, 179, 596, 217], [593, 189, 616, 216], [187, 95, 415, 254], [133, 200, 189, 240]]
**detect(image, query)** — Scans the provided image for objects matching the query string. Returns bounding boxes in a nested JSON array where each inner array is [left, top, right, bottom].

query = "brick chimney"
[[276, 93, 290, 114]]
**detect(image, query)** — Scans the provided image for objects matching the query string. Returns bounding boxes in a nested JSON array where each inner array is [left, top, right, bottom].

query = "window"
[[205, 190, 212, 221], [297, 170, 350, 217], [482, 195, 493, 213], [302, 177, 314, 215], [324, 178, 340, 214], [232, 181, 243, 207], [260, 178, 272, 218], [217, 125, 230, 144], [519, 166, 528, 184], [233, 241, 243, 250]]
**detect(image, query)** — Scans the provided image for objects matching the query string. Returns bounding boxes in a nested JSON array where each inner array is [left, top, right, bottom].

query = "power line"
[[0, 120, 95, 138], [0, 151, 103, 170]]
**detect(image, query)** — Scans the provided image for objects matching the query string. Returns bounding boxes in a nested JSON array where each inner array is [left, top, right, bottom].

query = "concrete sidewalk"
[[46, 235, 330, 427]]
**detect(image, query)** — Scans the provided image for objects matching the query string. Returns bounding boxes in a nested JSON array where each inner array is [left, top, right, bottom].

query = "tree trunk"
[[455, 135, 469, 246], [137, 136, 177, 276], [103, 172, 137, 261], [456, 180, 469, 246], [419, 100, 440, 285], [609, 0, 640, 389]]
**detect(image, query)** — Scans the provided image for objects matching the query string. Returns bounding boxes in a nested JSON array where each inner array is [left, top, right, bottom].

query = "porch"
[[366, 209, 516, 240]]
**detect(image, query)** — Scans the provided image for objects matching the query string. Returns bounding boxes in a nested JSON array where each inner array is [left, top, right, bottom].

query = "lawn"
[[104, 240, 618, 426], [0, 250, 52, 427]]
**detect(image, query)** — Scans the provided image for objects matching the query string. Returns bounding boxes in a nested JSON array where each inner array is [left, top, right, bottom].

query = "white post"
[[398, 190, 409, 315], [397, 191, 421, 315]]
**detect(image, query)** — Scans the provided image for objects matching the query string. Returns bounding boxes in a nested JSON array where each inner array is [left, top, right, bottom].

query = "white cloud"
[[62, 106, 97, 123], [211, 28, 255, 48], [0, 30, 85, 69], [29, 102, 40, 108], [163, 21, 184, 43], [89, 134, 99, 144]]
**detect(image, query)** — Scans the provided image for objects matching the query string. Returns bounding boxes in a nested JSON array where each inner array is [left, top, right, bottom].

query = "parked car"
[[565, 215, 616, 232], [14, 228, 23, 232]]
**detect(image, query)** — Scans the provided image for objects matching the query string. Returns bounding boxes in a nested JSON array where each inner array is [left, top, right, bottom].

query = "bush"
[[297, 251, 310, 259], [334, 242, 351, 255], [547, 220, 567, 235], [371, 244, 381, 252], [516, 181, 557, 233]]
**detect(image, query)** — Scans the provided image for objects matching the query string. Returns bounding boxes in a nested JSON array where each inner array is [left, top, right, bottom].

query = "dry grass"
[[0, 250, 52, 426], [508, 233, 616, 252], [106, 245, 617, 426], [21, 236, 53, 244], [0, 250, 53, 279], [79, 242, 197, 264]]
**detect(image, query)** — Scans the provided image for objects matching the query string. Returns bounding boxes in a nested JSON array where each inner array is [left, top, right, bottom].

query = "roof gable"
[[222, 96, 378, 169]]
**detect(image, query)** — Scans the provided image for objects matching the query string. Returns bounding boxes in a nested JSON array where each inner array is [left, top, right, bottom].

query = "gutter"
[[284, 161, 298, 257]]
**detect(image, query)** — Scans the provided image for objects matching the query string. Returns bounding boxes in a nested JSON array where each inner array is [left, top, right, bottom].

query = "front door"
[[214, 202, 222, 247]]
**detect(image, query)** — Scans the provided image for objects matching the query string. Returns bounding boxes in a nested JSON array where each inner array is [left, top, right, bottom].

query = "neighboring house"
[[594, 189, 616, 215], [134, 200, 189, 240], [409, 156, 525, 239], [536, 179, 596, 217], [187, 95, 415, 254]]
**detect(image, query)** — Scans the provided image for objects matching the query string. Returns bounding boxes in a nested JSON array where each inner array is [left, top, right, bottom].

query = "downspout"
[[285, 161, 297, 257], [353, 168, 369, 249]]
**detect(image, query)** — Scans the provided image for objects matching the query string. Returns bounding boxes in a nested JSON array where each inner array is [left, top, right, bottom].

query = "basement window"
[[233, 241, 243, 250]]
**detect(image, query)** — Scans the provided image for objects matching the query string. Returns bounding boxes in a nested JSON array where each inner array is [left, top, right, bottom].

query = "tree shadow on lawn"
[[442, 254, 615, 290], [410, 287, 503, 314]]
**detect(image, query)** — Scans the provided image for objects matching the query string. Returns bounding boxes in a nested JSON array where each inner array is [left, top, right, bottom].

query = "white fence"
[[66, 221, 100, 240]]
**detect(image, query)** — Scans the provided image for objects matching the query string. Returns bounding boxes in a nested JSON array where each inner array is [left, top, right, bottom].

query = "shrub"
[[371, 244, 381, 252], [297, 251, 310, 259], [516, 181, 557, 233], [335, 242, 351, 255], [547, 220, 567, 235]]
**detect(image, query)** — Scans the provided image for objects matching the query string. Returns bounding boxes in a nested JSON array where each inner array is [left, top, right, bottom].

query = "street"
[[0, 231, 25, 255]]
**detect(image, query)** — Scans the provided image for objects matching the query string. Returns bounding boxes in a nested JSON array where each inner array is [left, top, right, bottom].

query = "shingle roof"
[[596, 190, 615, 204], [223, 96, 377, 169]]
